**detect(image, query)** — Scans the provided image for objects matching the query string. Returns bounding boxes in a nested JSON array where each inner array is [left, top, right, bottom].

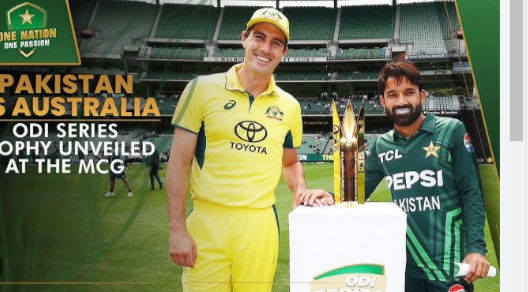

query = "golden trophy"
[[332, 99, 365, 207]]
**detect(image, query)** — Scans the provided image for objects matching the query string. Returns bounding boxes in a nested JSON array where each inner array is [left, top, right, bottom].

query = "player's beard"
[[385, 103, 422, 126]]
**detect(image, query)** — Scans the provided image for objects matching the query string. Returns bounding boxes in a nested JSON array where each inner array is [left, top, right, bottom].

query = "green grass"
[[0, 163, 500, 291]]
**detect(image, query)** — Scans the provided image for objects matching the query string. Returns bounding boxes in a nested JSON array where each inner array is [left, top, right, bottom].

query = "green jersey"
[[365, 114, 487, 281]]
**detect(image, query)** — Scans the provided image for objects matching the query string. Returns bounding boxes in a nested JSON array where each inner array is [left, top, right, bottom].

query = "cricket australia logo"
[[265, 105, 284, 121], [310, 264, 388, 292], [261, 9, 283, 20], [259, 9, 289, 32], [5, 2, 54, 58]]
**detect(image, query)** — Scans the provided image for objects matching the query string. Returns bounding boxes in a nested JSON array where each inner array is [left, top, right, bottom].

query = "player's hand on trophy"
[[169, 229, 197, 268], [294, 189, 335, 208], [462, 253, 490, 283]]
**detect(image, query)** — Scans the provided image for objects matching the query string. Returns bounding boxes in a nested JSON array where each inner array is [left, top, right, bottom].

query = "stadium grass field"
[[0, 163, 499, 291]]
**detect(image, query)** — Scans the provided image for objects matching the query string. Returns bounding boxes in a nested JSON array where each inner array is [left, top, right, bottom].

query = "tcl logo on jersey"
[[463, 133, 474, 152], [448, 284, 465, 292], [234, 121, 267, 143]]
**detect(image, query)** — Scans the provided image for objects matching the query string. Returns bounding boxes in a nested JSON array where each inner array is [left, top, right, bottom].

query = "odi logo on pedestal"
[[310, 264, 388, 292]]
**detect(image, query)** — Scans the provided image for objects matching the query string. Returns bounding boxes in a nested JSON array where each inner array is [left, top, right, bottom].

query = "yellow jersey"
[[172, 64, 303, 208]]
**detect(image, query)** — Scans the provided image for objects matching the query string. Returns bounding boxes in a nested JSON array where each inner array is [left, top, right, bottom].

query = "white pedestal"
[[289, 202, 407, 292]]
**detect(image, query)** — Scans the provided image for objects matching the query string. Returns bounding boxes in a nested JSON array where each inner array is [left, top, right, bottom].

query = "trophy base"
[[337, 201, 361, 208]]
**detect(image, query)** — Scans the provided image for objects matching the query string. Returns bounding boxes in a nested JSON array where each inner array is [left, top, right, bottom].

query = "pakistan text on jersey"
[[394, 196, 441, 212], [229, 142, 267, 154]]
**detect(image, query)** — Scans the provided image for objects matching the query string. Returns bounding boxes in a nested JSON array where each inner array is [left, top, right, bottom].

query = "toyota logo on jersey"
[[234, 121, 268, 143]]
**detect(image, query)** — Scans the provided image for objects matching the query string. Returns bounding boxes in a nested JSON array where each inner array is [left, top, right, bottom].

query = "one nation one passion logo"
[[0, 0, 80, 65], [310, 264, 388, 292], [4, 2, 52, 58]]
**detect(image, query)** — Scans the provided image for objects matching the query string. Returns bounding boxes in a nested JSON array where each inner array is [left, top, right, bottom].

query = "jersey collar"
[[391, 113, 436, 141], [224, 63, 280, 98]]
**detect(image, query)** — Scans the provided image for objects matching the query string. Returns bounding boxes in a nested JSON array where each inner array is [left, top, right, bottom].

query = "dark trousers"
[[150, 167, 162, 188], [405, 276, 474, 292]]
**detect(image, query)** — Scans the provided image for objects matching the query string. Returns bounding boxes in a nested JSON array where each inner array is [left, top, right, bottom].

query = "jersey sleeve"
[[171, 78, 203, 134], [285, 102, 303, 148], [365, 137, 386, 199], [452, 122, 487, 255]]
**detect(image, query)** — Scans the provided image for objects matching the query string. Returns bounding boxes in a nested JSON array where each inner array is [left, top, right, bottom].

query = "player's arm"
[[166, 127, 198, 268], [282, 148, 334, 208], [365, 137, 385, 199], [452, 123, 489, 282]]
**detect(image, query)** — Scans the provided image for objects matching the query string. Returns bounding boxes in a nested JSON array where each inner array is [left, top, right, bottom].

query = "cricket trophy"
[[332, 99, 365, 207]]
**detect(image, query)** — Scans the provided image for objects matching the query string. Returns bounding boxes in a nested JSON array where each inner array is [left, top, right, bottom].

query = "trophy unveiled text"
[[332, 99, 365, 207]]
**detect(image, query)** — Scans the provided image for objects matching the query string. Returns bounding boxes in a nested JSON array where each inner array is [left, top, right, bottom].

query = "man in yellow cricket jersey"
[[166, 7, 332, 292]]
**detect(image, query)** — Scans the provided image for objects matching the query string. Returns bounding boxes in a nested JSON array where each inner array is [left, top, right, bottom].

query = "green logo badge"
[[0, 0, 80, 65], [310, 264, 388, 292], [7, 2, 47, 58], [262, 9, 283, 20]]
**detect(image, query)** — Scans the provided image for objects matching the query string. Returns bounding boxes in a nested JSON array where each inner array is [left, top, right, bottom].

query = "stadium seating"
[[283, 7, 336, 41], [336, 48, 386, 60], [299, 135, 330, 155], [435, 2, 460, 53], [452, 61, 471, 73], [287, 48, 329, 58], [81, 0, 158, 55], [151, 47, 207, 60], [336, 72, 379, 80], [339, 5, 395, 40], [143, 71, 198, 81], [423, 96, 456, 111], [147, 135, 173, 153], [213, 48, 245, 58], [218, 6, 259, 40], [275, 72, 329, 81], [399, 3, 446, 55], [158, 99, 178, 115], [69, 0, 96, 30], [299, 100, 330, 115], [156, 4, 219, 40]]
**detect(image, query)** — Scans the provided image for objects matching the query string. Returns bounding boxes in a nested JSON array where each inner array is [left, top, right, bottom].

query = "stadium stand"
[[155, 4, 219, 40], [2, 0, 485, 162], [218, 6, 259, 40], [336, 48, 386, 60], [150, 47, 207, 60], [299, 135, 330, 155], [81, 0, 158, 56], [213, 48, 245, 58], [283, 7, 336, 41], [399, 3, 446, 55], [69, 0, 96, 30], [339, 5, 395, 40]]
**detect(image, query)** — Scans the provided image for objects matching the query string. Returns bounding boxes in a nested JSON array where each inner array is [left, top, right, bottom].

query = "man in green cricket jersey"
[[365, 59, 490, 291]]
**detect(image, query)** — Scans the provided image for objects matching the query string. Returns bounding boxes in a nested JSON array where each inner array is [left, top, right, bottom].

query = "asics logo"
[[224, 100, 236, 110]]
